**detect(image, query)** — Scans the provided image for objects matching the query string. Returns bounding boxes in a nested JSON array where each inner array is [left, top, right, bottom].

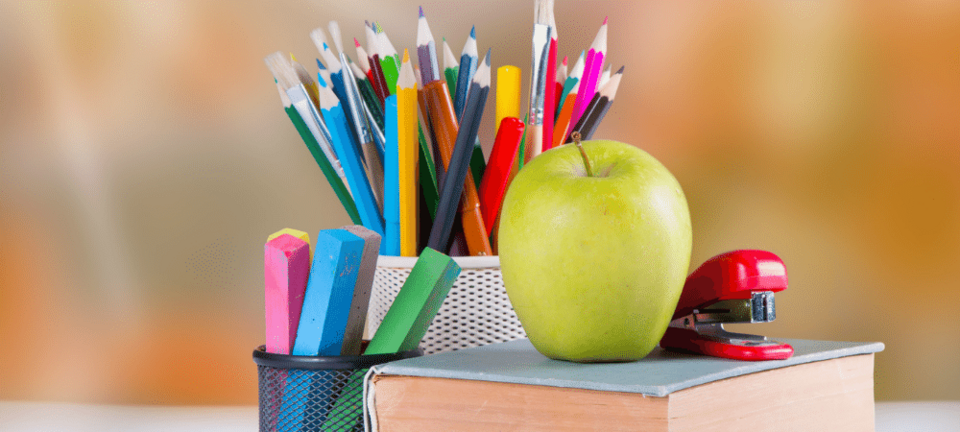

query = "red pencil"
[[479, 117, 525, 237]]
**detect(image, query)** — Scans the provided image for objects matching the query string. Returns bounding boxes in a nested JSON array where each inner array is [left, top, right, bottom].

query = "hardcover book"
[[363, 338, 884, 431]]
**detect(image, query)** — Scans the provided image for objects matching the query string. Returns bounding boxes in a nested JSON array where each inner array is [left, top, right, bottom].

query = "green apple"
[[499, 139, 692, 362]]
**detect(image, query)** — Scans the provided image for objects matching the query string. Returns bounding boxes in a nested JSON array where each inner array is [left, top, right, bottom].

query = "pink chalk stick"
[[264, 234, 311, 355]]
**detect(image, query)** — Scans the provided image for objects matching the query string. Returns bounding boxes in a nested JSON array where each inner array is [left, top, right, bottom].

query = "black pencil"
[[566, 66, 623, 142]]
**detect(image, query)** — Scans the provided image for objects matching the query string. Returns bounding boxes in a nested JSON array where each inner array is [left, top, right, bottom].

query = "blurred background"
[[1, 0, 957, 406]]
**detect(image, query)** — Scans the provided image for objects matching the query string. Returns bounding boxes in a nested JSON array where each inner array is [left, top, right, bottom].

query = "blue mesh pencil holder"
[[253, 345, 421, 432]]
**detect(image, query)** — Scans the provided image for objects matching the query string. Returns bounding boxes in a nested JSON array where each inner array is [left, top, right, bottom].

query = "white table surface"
[[1, 401, 958, 431]]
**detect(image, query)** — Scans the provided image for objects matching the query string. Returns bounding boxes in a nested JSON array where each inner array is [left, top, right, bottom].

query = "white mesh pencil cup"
[[367, 255, 526, 355]]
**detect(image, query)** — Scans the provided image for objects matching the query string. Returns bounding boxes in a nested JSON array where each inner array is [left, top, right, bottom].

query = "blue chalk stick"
[[293, 229, 365, 356]]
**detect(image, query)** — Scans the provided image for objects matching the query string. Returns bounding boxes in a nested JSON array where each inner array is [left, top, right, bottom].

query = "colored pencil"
[[570, 17, 608, 129], [442, 38, 459, 100], [338, 50, 387, 213], [339, 225, 381, 356], [384, 94, 401, 256], [351, 61, 384, 131], [397, 50, 420, 257], [414, 65, 443, 210], [418, 7, 493, 256], [525, 0, 553, 162], [454, 26, 478, 121], [264, 233, 310, 355], [273, 80, 362, 225], [568, 66, 623, 141], [428, 49, 491, 253], [554, 56, 568, 115], [375, 22, 401, 95], [364, 23, 388, 105], [558, 50, 585, 115], [318, 79, 385, 238], [479, 117, 524, 237], [598, 64, 612, 90], [541, 0, 558, 153]]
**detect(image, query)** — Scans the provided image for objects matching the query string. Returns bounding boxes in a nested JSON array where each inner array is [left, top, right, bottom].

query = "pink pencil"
[[569, 17, 608, 130], [264, 233, 311, 355]]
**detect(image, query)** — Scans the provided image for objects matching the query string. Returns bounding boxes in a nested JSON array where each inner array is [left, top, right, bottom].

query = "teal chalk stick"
[[293, 229, 365, 356]]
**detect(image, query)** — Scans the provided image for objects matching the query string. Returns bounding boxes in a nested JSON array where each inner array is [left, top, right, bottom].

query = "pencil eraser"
[[339, 225, 382, 355], [293, 229, 365, 356], [364, 247, 461, 354], [264, 234, 311, 355]]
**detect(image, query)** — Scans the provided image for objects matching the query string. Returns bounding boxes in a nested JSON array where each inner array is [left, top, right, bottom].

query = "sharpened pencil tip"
[[616, 65, 625, 74], [403, 48, 410, 63], [483, 47, 491, 64], [374, 21, 383, 33], [316, 59, 326, 70], [354, 37, 361, 48], [470, 26, 476, 39], [603, 16, 608, 25], [562, 56, 568, 66], [322, 42, 329, 50], [419, 6, 424, 18]]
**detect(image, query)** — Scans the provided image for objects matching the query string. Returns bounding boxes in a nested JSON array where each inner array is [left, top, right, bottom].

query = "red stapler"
[[659, 250, 794, 361]]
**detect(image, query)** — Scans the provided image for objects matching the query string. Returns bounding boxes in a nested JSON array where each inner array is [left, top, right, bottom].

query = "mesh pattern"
[[257, 365, 367, 432], [370, 262, 526, 355]]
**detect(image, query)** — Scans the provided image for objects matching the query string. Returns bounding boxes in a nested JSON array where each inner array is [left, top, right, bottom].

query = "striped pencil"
[[569, 17, 608, 128]]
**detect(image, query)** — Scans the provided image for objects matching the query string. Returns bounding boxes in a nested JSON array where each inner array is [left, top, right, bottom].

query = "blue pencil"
[[384, 94, 401, 255], [453, 26, 478, 121], [318, 80, 386, 240]]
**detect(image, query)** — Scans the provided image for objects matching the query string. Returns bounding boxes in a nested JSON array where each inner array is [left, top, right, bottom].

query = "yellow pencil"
[[397, 50, 420, 257]]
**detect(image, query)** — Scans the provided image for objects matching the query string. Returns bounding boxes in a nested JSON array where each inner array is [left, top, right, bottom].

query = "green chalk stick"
[[365, 247, 462, 354]]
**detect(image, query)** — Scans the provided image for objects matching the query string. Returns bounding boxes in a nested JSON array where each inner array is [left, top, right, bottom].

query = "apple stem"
[[571, 132, 594, 177]]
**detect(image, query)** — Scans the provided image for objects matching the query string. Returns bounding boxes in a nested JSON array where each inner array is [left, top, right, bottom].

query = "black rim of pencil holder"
[[253, 346, 421, 432]]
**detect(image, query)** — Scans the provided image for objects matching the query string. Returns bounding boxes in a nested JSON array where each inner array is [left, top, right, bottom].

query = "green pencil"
[[375, 22, 401, 95], [277, 82, 362, 225], [442, 37, 459, 100]]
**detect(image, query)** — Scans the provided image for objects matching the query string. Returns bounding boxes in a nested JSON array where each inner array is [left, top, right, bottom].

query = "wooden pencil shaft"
[[428, 83, 488, 253], [357, 76, 385, 130], [418, 88, 446, 193]]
